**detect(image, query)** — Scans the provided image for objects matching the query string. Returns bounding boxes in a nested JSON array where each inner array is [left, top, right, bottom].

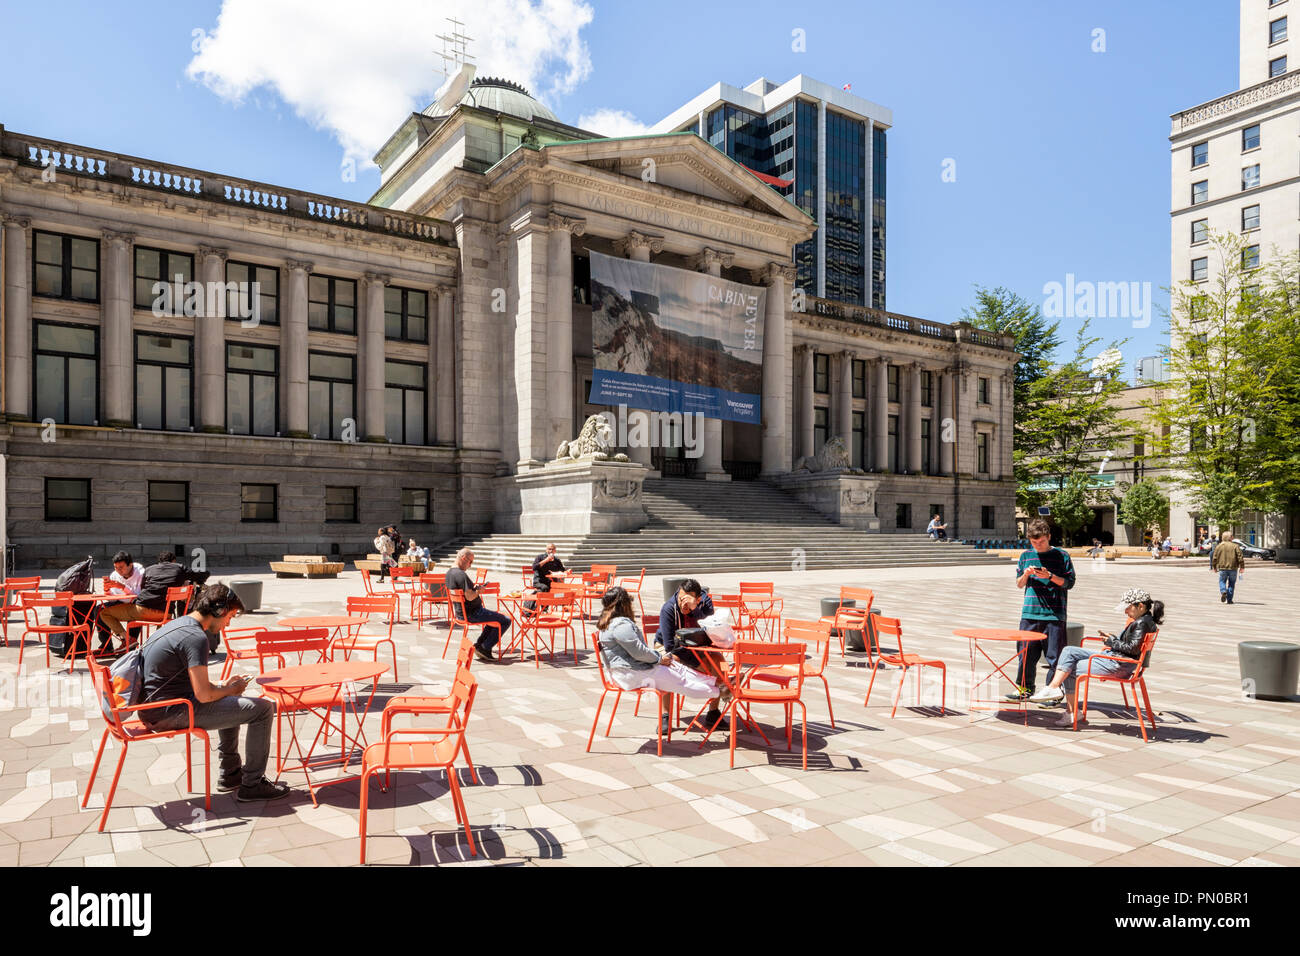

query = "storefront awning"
[[1026, 473, 1117, 492]]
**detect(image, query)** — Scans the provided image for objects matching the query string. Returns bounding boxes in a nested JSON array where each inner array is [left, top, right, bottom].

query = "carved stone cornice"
[[362, 271, 391, 285], [432, 282, 456, 297], [614, 230, 664, 257], [285, 258, 314, 273], [2, 215, 32, 230], [690, 247, 735, 272], [547, 212, 587, 236], [197, 244, 228, 262], [100, 228, 133, 245]]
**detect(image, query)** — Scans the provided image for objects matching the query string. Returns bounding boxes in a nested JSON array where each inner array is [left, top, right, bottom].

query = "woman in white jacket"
[[373, 526, 395, 580], [596, 586, 717, 736]]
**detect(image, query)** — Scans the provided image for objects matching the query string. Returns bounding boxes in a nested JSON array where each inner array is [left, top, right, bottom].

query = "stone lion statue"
[[555, 414, 629, 462], [794, 435, 852, 473]]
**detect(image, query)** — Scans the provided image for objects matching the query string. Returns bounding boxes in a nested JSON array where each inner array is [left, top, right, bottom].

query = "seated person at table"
[[1029, 587, 1163, 728], [99, 551, 208, 649], [524, 543, 565, 613], [657, 579, 728, 727], [598, 587, 717, 736], [139, 583, 290, 801], [926, 515, 947, 540], [108, 550, 145, 596], [446, 548, 510, 663]]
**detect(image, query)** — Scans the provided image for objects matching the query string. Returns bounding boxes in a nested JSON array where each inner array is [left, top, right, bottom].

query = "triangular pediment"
[[540, 134, 812, 225]]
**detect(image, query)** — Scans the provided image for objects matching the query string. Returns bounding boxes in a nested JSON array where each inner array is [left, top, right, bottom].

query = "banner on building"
[[587, 251, 765, 425]]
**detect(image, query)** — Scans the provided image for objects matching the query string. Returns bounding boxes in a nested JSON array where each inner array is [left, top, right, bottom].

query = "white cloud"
[[186, 0, 594, 165], [575, 108, 653, 138]]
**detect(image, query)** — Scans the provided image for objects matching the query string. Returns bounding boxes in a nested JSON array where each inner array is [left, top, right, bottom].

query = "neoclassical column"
[[432, 283, 456, 445], [547, 213, 585, 456], [362, 272, 389, 442], [756, 262, 794, 474], [282, 259, 312, 437], [939, 369, 955, 475], [617, 231, 664, 471], [3, 217, 32, 420], [692, 247, 734, 481], [907, 361, 923, 474], [797, 344, 815, 459], [101, 229, 134, 427], [873, 356, 889, 470], [836, 349, 854, 448], [999, 372, 1013, 480], [196, 245, 227, 432]]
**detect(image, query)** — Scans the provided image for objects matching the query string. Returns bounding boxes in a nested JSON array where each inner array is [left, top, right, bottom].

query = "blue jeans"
[[467, 606, 511, 651], [1218, 569, 1238, 602], [1015, 618, 1067, 691], [147, 694, 276, 786], [1055, 645, 1135, 691]]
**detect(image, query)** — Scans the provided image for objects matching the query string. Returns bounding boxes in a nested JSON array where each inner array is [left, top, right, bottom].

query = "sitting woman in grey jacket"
[[596, 586, 717, 736]]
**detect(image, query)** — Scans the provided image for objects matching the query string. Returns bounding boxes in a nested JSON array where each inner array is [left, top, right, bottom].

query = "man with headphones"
[[138, 583, 290, 802]]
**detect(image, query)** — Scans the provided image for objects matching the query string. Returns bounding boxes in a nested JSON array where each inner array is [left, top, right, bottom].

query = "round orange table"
[[277, 614, 369, 642], [953, 628, 1046, 723]]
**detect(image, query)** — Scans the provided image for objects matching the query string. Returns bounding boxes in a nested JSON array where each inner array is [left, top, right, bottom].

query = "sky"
[[0, 0, 1243, 371]]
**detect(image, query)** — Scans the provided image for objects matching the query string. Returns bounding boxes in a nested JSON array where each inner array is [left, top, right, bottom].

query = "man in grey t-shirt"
[[141, 583, 290, 802]]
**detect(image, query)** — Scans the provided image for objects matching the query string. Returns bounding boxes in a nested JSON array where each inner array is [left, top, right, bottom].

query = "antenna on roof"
[[435, 16, 475, 79]]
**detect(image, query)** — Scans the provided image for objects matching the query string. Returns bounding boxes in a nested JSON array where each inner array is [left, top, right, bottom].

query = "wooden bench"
[[270, 555, 344, 578], [354, 554, 430, 574]]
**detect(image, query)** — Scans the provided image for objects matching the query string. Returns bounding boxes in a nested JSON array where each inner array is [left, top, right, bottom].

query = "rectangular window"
[[324, 486, 358, 523], [225, 261, 279, 325], [1192, 257, 1208, 281], [308, 274, 356, 334], [572, 256, 590, 305], [1270, 55, 1287, 77], [135, 334, 193, 431], [34, 322, 98, 425], [895, 502, 911, 530], [134, 246, 193, 311], [921, 418, 932, 474], [384, 287, 428, 343], [240, 484, 277, 522], [148, 481, 189, 522], [851, 411, 865, 469], [981, 505, 995, 530], [813, 406, 828, 452], [402, 488, 430, 523], [920, 370, 933, 407], [33, 231, 99, 302], [1271, 17, 1287, 43], [977, 432, 989, 474], [226, 343, 278, 436], [977, 377, 990, 404], [888, 414, 899, 471], [1242, 164, 1261, 190], [1190, 295, 1209, 321], [45, 478, 90, 521], [308, 351, 355, 440], [1243, 124, 1261, 151], [852, 359, 866, 398], [1191, 218, 1208, 243], [1243, 244, 1261, 270], [887, 365, 899, 402], [1191, 142, 1208, 168], [1191, 180, 1208, 205], [813, 353, 829, 394], [1242, 204, 1260, 231], [385, 360, 426, 445]]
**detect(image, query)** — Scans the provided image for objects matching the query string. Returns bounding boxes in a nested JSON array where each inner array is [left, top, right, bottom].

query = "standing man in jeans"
[[1211, 531, 1246, 604], [140, 583, 290, 801], [1009, 518, 1076, 700], [445, 548, 510, 663]]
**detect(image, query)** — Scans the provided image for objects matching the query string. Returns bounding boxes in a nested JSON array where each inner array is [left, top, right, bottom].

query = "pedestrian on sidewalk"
[[1008, 517, 1076, 700], [1210, 531, 1246, 604]]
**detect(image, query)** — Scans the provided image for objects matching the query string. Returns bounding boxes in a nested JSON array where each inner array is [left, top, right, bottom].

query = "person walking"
[[373, 527, 395, 581], [1009, 517, 1076, 700], [1211, 531, 1246, 604]]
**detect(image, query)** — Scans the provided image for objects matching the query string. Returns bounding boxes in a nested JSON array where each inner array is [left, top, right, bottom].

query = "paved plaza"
[[1, 559, 1297, 867]]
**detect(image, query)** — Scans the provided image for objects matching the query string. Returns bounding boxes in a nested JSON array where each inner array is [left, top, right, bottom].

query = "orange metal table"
[[255, 659, 389, 805], [953, 628, 1046, 724], [278, 614, 369, 642]]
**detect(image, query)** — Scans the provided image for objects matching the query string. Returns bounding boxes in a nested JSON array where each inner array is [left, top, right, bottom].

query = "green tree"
[[1051, 474, 1096, 544], [1117, 479, 1169, 535]]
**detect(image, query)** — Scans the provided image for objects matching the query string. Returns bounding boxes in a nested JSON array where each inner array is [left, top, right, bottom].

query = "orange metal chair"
[[252, 627, 333, 770], [751, 618, 836, 728], [588, 627, 674, 756], [412, 571, 447, 626], [219, 625, 268, 681], [529, 591, 579, 665], [18, 592, 94, 674], [1075, 630, 1160, 740], [818, 586, 875, 660], [710, 594, 758, 642], [1, 576, 42, 647], [83, 655, 210, 832], [864, 616, 946, 718], [520, 565, 535, 588], [330, 595, 399, 681], [738, 582, 783, 641], [617, 568, 647, 619], [359, 673, 478, 864], [380, 651, 479, 782], [123, 584, 194, 650], [446, 589, 505, 660], [726, 640, 808, 769], [389, 566, 416, 612]]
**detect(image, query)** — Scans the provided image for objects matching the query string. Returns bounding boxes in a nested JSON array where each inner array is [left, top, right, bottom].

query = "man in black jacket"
[[99, 551, 208, 645]]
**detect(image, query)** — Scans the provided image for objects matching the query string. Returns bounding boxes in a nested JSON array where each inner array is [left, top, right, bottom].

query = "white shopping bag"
[[697, 609, 736, 648]]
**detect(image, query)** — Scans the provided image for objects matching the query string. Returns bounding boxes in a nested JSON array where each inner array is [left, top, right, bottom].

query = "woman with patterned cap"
[[1028, 587, 1164, 728]]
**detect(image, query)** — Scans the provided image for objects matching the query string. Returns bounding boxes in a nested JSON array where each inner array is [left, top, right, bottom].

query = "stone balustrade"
[[806, 296, 1014, 350], [1171, 70, 1300, 134], [0, 126, 454, 245]]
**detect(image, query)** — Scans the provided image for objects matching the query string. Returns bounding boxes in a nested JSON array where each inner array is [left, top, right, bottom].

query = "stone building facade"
[[0, 75, 1015, 569]]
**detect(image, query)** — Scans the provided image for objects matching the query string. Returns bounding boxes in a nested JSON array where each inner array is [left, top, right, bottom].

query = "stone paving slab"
[[1, 560, 1297, 866]]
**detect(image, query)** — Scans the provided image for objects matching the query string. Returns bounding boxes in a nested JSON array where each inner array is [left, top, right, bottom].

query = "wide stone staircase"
[[427, 477, 1004, 575]]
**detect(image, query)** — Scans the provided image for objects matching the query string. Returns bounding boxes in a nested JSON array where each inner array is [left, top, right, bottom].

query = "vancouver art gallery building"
[[0, 73, 1016, 566]]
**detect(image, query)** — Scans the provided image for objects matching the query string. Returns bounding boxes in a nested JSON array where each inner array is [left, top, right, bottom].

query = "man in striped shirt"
[[1010, 517, 1076, 699]]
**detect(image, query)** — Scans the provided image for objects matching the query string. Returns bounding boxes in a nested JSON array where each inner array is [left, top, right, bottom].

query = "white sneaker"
[[1054, 711, 1085, 728], [1029, 686, 1064, 703]]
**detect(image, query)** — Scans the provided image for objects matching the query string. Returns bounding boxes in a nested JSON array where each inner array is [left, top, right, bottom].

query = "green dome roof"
[[425, 76, 558, 124]]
